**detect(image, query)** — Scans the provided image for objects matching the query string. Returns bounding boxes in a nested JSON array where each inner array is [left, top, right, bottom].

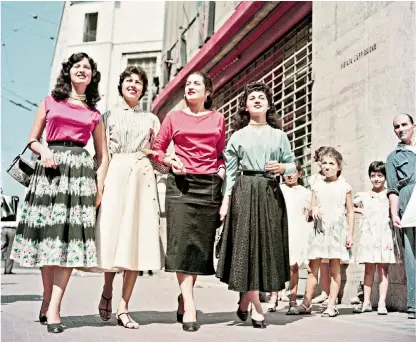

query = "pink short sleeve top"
[[44, 95, 101, 145]]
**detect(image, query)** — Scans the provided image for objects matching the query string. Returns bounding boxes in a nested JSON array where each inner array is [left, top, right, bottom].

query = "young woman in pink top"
[[152, 71, 226, 332], [10, 52, 108, 334]]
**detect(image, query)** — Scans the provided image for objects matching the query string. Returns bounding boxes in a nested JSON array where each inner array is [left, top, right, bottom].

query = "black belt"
[[48, 141, 85, 148], [241, 170, 281, 180]]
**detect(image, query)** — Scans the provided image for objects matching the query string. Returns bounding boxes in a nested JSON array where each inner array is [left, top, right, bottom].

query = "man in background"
[[1, 192, 19, 275]]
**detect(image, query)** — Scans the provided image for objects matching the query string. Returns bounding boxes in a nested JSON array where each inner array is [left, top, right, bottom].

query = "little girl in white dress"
[[292, 147, 354, 317], [353, 161, 396, 315], [268, 163, 312, 312]]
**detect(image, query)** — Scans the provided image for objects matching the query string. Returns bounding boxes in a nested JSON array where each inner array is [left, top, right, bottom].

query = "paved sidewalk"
[[1, 268, 415, 342]]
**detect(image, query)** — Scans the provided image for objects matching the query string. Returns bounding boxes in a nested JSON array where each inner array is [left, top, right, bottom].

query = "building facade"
[[50, 1, 165, 114], [153, 1, 415, 310]]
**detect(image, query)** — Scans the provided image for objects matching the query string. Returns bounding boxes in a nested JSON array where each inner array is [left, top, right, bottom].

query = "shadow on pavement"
[[61, 308, 311, 330], [1, 294, 43, 305]]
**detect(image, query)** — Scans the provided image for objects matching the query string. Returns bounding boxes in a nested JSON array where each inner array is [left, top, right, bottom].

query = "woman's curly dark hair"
[[51, 52, 101, 108], [118, 65, 148, 100], [231, 82, 280, 132]]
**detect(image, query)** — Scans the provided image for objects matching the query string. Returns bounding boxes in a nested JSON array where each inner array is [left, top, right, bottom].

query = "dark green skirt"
[[216, 174, 290, 292], [10, 145, 98, 268], [165, 173, 222, 275]]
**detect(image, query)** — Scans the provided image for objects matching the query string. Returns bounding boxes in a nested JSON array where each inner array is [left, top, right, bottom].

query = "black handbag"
[[6, 141, 37, 187]]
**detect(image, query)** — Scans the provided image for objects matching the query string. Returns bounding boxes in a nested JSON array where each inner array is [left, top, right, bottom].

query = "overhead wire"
[[1, 94, 33, 112], [2, 87, 38, 107], [1, 34, 14, 83]]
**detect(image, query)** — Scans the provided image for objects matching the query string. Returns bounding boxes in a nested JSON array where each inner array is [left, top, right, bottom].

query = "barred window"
[[215, 17, 313, 179]]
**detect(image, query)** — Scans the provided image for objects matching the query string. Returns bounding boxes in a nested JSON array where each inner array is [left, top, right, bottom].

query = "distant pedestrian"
[[292, 147, 354, 317], [352, 161, 396, 315], [1, 195, 19, 274]]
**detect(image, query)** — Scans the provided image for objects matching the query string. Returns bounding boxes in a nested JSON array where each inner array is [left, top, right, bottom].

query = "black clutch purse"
[[6, 141, 37, 187]]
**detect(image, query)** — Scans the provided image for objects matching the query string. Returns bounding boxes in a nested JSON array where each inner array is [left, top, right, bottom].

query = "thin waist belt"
[[48, 140, 86, 148], [241, 170, 281, 181]]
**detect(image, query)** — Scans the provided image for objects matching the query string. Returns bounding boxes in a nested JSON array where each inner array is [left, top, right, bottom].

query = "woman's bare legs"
[[177, 273, 198, 323], [40, 266, 55, 317], [46, 267, 73, 324], [117, 270, 139, 328], [247, 290, 264, 321], [99, 272, 116, 320]]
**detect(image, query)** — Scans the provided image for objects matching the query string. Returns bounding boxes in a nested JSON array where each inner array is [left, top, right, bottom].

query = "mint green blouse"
[[223, 125, 296, 196]]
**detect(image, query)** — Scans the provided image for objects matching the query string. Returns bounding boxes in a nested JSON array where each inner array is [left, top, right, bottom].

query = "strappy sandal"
[[98, 292, 112, 321], [321, 305, 339, 317], [117, 312, 139, 329], [290, 302, 312, 315], [286, 301, 299, 315]]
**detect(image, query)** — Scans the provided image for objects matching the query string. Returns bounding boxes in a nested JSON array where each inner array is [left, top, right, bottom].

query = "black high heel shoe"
[[39, 312, 48, 325], [237, 307, 249, 322], [177, 294, 184, 323], [47, 323, 64, 333], [182, 321, 199, 332], [251, 318, 266, 329], [39, 300, 48, 325]]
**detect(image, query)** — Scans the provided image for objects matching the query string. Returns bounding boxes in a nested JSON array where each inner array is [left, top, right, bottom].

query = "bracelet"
[[218, 165, 226, 171]]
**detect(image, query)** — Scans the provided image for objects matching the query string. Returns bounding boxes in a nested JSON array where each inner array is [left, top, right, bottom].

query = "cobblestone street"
[[1, 268, 415, 342]]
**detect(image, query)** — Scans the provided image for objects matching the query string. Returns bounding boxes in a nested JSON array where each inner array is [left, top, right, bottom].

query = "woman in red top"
[[152, 71, 225, 332]]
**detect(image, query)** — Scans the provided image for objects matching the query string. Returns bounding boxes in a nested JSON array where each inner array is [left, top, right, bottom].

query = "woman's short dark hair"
[[231, 82, 280, 132], [51, 52, 101, 108], [118, 65, 148, 100], [368, 161, 386, 178], [185, 71, 214, 109]]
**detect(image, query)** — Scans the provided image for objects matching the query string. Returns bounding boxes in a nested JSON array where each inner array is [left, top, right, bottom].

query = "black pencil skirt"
[[165, 172, 222, 275]]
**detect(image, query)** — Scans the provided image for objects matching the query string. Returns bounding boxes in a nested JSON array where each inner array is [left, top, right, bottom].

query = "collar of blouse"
[[120, 98, 143, 113]]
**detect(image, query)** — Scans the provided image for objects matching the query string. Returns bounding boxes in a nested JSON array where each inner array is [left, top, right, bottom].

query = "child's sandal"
[[321, 305, 339, 317], [290, 302, 312, 315], [286, 301, 299, 315], [353, 303, 372, 314]]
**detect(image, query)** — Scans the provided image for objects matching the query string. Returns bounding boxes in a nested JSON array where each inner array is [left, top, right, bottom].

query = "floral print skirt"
[[10, 145, 98, 268]]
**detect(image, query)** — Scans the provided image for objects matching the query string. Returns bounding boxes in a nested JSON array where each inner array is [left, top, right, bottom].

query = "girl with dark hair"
[[352, 161, 396, 315], [94, 65, 165, 329], [152, 71, 225, 332], [269, 162, 313, 313], [10, 52, 108, 333], [216, 82, 296, 328], [293, 147, 354, 318]]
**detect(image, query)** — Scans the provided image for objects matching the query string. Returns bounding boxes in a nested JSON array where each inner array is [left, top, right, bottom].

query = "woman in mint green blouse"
[[216, 82, 295, 329]]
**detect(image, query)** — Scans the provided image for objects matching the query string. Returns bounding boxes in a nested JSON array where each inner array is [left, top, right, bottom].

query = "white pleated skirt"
[[93, 153, 162, 272]]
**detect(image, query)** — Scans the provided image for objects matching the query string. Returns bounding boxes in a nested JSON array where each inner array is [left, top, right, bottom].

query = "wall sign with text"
[[341, 44, 377, 69]]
